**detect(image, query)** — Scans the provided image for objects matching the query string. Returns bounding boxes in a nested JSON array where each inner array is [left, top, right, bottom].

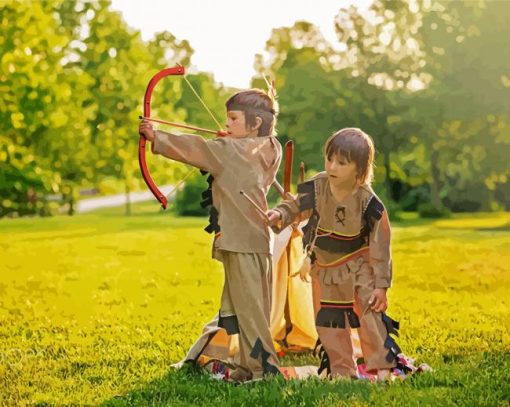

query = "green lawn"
[[1, 206, 509, 406]]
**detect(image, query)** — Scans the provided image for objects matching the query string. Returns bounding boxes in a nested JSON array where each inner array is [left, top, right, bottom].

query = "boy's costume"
[[152, 130, 281, 379], [178, 215, 318, 377], [273, 172, 401, 377]]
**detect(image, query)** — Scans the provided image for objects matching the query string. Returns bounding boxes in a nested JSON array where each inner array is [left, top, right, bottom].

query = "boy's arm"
[[369, 210, 392, 288], [151, 130, 223, 174]]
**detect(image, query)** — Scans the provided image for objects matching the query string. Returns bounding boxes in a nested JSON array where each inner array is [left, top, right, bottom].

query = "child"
[[139, 89, 281, 382], [267, 128, 400, 380]]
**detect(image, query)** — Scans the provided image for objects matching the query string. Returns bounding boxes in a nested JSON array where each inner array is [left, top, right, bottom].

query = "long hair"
[[325, 128, 375, 185]]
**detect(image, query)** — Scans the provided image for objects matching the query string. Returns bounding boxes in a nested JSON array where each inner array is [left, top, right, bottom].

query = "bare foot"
[[377, 368, 391, 381]]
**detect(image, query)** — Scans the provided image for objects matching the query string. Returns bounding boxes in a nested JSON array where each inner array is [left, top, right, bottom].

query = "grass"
[[0, 204, 509, 406]]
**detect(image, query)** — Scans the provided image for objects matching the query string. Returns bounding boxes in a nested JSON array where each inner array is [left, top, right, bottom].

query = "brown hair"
[[325, 128, 375, 185], [225, 89, 276, 137]]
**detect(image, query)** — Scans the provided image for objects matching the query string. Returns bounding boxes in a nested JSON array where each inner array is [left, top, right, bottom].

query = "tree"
[[0, 0, 93, 216]]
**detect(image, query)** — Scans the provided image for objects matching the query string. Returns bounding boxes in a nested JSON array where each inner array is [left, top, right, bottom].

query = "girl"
[[267, 128, 400, 380]]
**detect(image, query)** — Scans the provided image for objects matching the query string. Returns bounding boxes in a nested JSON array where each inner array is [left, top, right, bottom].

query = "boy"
[[139, 89, 281, 382], [267, 128, 400, 380]]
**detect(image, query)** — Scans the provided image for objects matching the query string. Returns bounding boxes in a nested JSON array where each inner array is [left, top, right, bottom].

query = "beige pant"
[[216, 250, 279, 378], [314, 260, 395, 376]]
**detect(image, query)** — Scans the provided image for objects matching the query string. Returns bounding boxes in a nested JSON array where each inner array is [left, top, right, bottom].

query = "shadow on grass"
[[101, 365, 373, 407], [474, 222, 510, 232], [101, 351, 510, 406], [1, 212, 209, 239], [404, 351, 510, 401]]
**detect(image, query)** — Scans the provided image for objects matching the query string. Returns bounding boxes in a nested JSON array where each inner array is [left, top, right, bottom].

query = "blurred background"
[[1, 2, 510, 404], [1, 0, 509, 219]]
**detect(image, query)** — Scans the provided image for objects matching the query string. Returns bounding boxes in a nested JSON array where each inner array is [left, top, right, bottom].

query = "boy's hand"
[[266, 210, 282, 227], [284, 192, 296, 201], [368, 288, 388, 312], [139, 119, 155, 142]]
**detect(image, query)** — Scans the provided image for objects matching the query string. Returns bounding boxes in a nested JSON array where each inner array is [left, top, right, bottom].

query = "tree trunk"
[[429, 149, 443, 211], [125, 182, 131, 216], [68, 187, 75, 216], [383, 149, 393, 199]]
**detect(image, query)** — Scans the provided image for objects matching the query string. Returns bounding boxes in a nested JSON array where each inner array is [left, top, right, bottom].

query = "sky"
[[110, 0, 372, 88]]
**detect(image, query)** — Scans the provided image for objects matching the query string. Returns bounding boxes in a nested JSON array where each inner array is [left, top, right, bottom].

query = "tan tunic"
[[273, 172, 392, 288], [153, 130, 282, 377], [274, 172, 396, 374], [152, 130, 282, 254]]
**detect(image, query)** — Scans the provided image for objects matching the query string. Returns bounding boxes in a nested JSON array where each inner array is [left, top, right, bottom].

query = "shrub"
[[418, 202, 451, 218], [173, 172, 209, 216]]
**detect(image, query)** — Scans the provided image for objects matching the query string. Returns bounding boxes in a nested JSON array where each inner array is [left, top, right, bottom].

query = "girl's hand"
[[139, 119, 155, 142], [368, 288, 388, 312], [299, 256, 312, 282]]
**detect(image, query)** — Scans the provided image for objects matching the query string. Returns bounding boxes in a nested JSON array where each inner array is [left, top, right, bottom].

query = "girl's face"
[[325, 153, 358, 188], [226, 110, 258, 138]]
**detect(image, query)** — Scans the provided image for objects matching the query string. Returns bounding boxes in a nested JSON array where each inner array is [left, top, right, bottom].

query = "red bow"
[[138, 66, 185, 209], [283, 140, 294, 195], [138, 66, 227, 209]]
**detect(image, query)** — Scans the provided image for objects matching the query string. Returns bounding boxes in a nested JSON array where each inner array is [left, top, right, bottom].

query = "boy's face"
[[226, 110, 256, 138], [325, 153, 358, 188]]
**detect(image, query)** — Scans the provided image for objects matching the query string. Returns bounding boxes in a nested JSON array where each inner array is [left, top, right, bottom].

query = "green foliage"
[[0, 211, 509, 404], [173, 171, 209, 216], [0, 0, 86, 215], [0, 0, 230, 218], [1, 0, 509, 218], [417, 202, 451, 219], [371, 185, 402, 222], [254, 0, 510, 215], [399, 185, 430, 212]]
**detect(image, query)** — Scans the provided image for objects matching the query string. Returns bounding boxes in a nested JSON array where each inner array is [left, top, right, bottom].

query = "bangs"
[[326, 135, 364, 162], [324, 128, 375, 185]]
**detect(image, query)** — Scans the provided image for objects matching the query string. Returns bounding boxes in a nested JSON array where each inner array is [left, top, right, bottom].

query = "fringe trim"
[[200, 172, 220, 234], [316, 301, 360, 329], [382, 313, 402, 363], [250, 338, 281, 376], [218, 314, 239, 335], [313, 338, 331, 376]]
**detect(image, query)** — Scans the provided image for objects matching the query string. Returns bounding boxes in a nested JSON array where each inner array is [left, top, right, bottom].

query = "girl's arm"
[[369, 210, 392, 289], [267, 194, 313, 233]]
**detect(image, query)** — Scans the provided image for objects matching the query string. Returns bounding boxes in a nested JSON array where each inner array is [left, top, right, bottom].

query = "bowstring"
[[181, 72, 224, 131], [164, 65, 223, 207], [166, 166, 196, 201]]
